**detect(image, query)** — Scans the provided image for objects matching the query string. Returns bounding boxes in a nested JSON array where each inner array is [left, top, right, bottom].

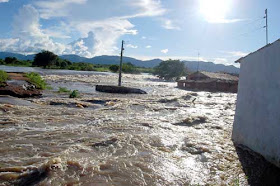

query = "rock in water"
[[0, 84, 41, 98], [96, 85, 147, 94]]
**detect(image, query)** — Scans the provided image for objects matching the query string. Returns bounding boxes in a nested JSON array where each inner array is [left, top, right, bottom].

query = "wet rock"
[[76, 103, 85, 108], [182, 146, 211, 155], [49, 101, 88, 109], [84, 99, 117, 106], [85, 99, 108, 105], [174, 115, 208, 126], [140, 123, 154, 128], [159, 98, 178, 103], [96, 85, 147, 94], [0, 84, 41, 98], [210, 125, 223, 130], [197, 154, 208, 162], [0, 173, 20, 181], [158, 147, 172, 153], [0, 96, 36, 106], [0, 120, 16, 125], [17, 169, 48, 186], [190, 93, 198, 96], [0, 73, 42, 98], [181, 95, 192, 101], [92, 138, 118, 148], [17, 158, 62, 186]]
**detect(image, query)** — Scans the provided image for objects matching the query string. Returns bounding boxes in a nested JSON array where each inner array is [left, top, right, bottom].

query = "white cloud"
[[0, 0, 9, 2], [0, 5, 66, 54], [207, 18, 244, 24], [68, 31, 94, 57], [34, 0, 87, 19], [0, 0, 169, 57], [142, 36, 147, 39], [146, 45, 152, 49], [43, 22, 72, 39], [31, 0, 166, 56], [161, 49, 169, 54], [74, 18, 137, 56], [0, 38, 19, 52], [126, 44, 138, 49], [161, 19, 180, 30], [227, 51, 249, 57], [127, 0, 166, 18]]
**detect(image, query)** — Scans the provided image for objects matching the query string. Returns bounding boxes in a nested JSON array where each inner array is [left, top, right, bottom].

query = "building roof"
[[191, 71, 239, 81], [235, 38, 280, 63]]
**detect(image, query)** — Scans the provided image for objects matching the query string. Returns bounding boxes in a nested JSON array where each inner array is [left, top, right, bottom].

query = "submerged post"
[[118, 40, 125, 86]]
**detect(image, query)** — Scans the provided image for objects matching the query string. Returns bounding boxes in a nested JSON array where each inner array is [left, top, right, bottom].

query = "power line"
[[241, 17, 264, 27], [235, 26, 265, 38]]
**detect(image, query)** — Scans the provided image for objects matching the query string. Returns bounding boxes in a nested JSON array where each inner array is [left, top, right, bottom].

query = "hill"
[[183, 61, 240, 74]]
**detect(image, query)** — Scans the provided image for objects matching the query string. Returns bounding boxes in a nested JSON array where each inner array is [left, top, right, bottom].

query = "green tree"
[[33, 50, 58, 68], [4, 57, 18, 64], [0, 59, 4, 65], [123, 63, 140, 74], [153, 59, 187, 80], [109, 65, 119, 73]]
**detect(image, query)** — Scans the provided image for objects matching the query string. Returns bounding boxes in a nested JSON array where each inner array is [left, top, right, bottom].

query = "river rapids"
[[0, 71, 247, 185]]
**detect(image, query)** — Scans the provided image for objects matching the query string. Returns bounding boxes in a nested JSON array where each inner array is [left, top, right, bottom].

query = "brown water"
[[0, 72, 247, 185]]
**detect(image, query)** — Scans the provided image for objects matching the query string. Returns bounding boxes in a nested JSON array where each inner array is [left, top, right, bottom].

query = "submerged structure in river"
[[177, 71, 239, 93]]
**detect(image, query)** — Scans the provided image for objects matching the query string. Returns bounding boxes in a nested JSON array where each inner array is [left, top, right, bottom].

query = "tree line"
[[0, 50, 188, 80]]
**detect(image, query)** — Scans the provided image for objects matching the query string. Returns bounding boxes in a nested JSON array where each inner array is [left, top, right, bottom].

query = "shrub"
[[4, 57, 18, 64], [122, 63, 140, 74], [0, 59, 5, 65], [69, 90, 80, 98], [109, 65, 119, 73], [58, 87, 71, 93], [25, 72, 47, 89], [0, 70, 8, 85]]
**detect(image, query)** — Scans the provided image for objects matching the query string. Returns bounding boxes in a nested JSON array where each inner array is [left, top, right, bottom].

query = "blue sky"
[[0, 0, 279, 66]]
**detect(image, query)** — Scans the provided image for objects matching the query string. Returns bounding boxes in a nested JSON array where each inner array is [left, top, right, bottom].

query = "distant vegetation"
[[109, 62, 141, 74], [0, 57, 32, 66], [153, 59, 187, 81], [0, 50, 154, 74], [0, 70, 8, 86], [25, 72, 47, 90], [109, 65, 119, 73]]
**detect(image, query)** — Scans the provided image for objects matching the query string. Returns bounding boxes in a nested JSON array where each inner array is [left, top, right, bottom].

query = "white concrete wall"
[[233, 40, 280, 167]]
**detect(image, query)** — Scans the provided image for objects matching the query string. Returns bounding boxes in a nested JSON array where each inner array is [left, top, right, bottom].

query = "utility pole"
[[264, 9, 268, 45], [118, 40, 125, 86]]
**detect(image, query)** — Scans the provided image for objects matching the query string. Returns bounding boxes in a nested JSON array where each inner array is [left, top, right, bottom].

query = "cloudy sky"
[[0, 0, 279, 66]]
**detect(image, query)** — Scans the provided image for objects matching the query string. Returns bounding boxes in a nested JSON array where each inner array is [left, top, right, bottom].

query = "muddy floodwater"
[[0, 68, 247, 185]]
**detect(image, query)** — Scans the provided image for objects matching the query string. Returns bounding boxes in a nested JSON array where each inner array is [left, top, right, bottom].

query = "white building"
[[233, 39, 280, 168]]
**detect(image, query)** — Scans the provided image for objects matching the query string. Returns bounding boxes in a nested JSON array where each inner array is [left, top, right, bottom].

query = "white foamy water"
[[0, 67, 247, 185]]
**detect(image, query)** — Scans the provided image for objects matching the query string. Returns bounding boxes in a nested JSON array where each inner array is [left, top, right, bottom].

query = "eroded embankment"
[[0, 73, 247, 185]]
